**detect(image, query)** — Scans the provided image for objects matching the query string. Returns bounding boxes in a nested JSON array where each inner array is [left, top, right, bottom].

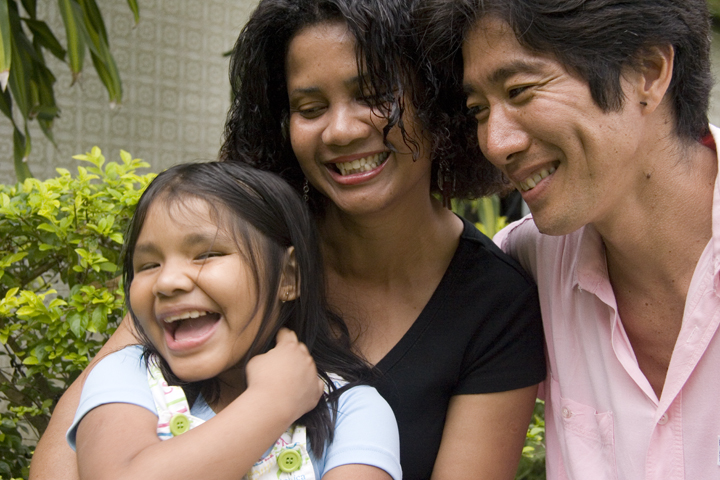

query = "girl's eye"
[[136, 262, 159, 273], [196, 251, 224, 261]]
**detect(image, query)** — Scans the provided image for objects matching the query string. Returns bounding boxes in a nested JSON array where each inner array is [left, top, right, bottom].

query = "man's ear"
[[633, 44, 674, 113], [278, 246, 299, 302]]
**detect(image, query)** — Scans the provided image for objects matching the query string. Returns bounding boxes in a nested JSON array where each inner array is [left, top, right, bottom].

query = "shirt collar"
[[707, 125, 720, 282]]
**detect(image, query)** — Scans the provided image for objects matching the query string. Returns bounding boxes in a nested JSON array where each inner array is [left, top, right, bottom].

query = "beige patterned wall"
[[0, 0, 259, 183]]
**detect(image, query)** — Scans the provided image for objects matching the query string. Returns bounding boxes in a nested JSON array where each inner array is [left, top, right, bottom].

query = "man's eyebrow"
[[463, 59, 548, 95]]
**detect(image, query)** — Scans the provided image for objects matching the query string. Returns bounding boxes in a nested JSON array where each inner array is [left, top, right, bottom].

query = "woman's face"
[[285, 21, 433, 217]]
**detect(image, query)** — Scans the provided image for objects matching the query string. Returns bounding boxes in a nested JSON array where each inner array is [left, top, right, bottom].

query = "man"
[[423, 0, 718, 478]]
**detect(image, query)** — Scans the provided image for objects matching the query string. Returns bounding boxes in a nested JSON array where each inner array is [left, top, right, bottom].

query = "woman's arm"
[[29, 316, 139, 480], [431, 385, 539, 480], [75, 329, 323, 480]]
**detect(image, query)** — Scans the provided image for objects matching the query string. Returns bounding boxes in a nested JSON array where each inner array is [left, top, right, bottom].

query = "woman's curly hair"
[[220, 0, 505, 214]]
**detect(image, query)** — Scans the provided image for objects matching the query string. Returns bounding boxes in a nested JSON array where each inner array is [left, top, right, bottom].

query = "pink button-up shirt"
[[494, 126, 720, 480]]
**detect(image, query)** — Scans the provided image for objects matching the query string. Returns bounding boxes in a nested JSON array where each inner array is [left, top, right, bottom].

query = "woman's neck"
[[319, 194, 462, 283]]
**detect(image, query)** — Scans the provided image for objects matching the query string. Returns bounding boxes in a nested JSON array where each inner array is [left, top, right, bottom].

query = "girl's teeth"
[[165, 310, 208, 323]]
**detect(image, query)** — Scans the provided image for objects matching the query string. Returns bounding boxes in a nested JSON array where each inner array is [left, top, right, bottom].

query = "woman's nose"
[[321, 103, 374, 147]]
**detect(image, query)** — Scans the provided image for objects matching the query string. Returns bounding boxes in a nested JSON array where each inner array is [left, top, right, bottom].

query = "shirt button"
[[562, 407, 572, 418], [658, 413, 669, 425], [169, 413, 190, 436], [277, 448, 302, 473]]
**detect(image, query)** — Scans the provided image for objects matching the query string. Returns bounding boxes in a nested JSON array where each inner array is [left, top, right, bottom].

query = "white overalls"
[[147, 361, 316, 480]]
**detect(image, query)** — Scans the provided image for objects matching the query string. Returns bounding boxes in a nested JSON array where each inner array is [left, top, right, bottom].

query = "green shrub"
[[0, 147, 153, 478]]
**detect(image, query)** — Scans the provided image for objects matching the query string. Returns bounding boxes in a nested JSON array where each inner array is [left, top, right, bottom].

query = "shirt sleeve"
[[493, 215, 541, 281], [66, 345, 156, 450], [322, 385, 402, 480]]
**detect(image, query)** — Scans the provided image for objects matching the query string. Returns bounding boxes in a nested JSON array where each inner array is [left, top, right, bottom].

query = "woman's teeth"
[[164, 310, 209, 323], [335, 152, 389, 176], [519, 166, 556, 191]]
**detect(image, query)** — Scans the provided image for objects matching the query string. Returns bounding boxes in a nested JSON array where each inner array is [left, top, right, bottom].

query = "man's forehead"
[[462, 17, 551, 87]]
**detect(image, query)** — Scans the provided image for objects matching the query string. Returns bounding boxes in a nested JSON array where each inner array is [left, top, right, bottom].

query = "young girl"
[[65, 161, 401, 480]]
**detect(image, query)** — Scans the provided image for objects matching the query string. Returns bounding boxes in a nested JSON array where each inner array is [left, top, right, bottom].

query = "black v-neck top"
[[373, 218, 546, 479]]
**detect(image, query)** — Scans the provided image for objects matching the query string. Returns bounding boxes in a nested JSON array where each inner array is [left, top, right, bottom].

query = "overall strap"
[[147, 359, 205, 440], [146, 358, 316, 479]]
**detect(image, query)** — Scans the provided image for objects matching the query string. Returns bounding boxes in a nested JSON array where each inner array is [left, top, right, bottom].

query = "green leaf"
[[13, 127, 32, 181], [58, 0, 86, 81], [66, 310, 88, 337], [7, 3, 29, 118], [21, 0, 37, 18], [22, 355, 38, 365], [0, 0, 11, 91], [126, 0, 139, 24], [23, 19, 66, 62], [88, 305, 107, 332]]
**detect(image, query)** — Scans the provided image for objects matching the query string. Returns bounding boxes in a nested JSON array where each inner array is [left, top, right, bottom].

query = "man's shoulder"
[[494, 215, 587, 276]]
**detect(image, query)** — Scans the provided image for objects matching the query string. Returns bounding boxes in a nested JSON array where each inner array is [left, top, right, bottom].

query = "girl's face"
[[129, 198, 272, 387], [285, 21, 433, 217]]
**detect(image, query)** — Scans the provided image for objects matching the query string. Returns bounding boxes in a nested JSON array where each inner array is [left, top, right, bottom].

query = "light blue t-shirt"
[[67, 345, 401, 480]]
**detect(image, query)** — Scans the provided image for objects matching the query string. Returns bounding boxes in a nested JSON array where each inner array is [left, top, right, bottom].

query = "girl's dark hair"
[[220, 0, 504, 212], [418, 0, 712, 142], [122, 160, 373, 456]]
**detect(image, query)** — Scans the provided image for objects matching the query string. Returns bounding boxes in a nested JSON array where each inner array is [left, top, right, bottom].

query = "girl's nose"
[[478, 105, 531, 167], [152, 261, 195, 298], [321, 103, 374, 147]]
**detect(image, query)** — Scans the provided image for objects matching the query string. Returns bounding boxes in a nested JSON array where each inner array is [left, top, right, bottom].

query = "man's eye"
[[508, 85, 531, 99]]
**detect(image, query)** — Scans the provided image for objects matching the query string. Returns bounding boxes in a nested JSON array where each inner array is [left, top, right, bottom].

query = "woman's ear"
[[278, 246, 299, 302]]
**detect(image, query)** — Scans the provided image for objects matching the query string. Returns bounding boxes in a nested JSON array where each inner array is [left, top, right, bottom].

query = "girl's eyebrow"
[[134, 231, 226, 256]]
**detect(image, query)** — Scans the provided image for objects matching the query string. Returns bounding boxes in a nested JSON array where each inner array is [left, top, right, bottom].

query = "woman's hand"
[[245, 328, 325, 423]]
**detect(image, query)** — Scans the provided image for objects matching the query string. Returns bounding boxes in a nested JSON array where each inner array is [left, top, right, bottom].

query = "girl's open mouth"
[[164, 311, 221, 346]]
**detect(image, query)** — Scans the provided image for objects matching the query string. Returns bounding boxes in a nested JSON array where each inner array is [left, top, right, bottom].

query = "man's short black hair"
[[420, 0, 713, 140]]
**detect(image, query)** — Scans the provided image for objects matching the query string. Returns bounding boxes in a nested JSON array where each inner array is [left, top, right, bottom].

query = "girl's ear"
[[279, 246, 299, 302]]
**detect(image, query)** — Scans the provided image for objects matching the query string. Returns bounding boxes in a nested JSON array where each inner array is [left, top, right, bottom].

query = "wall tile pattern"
[[0, 0, 258, 182]]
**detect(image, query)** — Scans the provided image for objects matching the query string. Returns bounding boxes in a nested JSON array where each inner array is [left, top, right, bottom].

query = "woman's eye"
[[294, 105, 326, 119], [467, 104, 488, 121]]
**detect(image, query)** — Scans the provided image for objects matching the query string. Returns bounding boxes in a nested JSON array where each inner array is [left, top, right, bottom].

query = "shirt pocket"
[[549, 376, 618, 480]]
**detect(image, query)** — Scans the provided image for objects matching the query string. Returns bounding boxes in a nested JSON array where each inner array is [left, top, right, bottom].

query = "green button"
[[169, 413, 190, 436], [277, 448, 302, 473]]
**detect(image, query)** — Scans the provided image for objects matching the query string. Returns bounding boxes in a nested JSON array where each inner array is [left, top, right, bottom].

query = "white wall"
[[0, 0, 259, 183]]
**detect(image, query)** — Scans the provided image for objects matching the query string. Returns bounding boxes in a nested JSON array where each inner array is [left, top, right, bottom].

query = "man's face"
[[462, 17, 647, 235]]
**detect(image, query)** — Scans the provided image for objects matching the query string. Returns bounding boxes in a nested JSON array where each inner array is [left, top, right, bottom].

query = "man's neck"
[[598, 137, 717, 399]]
